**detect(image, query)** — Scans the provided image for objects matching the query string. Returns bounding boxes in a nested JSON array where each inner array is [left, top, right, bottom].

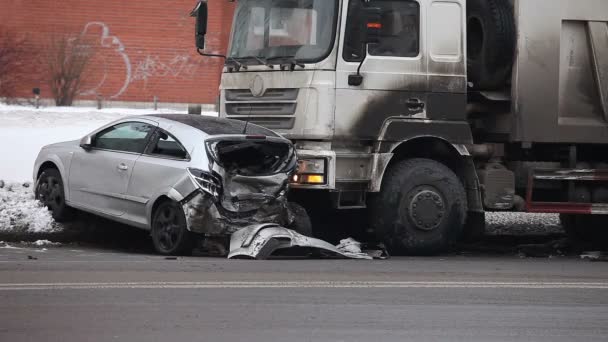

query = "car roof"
[[144, 114, 280, 137]]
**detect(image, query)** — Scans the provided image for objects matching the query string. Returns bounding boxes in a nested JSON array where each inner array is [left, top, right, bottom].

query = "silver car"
[[33, 114, 309, 255]]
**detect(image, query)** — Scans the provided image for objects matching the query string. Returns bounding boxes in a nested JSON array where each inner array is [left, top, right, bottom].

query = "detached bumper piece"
[[228, 224, 378, 260]]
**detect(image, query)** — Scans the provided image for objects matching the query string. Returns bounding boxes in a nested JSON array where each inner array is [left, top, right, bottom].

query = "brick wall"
[[0, 0, 235, 105]]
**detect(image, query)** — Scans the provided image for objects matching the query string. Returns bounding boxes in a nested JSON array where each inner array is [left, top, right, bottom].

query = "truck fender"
[[372, 119, 483, 212]]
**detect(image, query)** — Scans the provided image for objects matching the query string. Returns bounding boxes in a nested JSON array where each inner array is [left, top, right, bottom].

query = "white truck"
[[193, 0, 608, 254]]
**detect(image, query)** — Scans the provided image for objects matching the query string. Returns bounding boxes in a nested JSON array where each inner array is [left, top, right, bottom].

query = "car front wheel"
[[35, 168, 73, 222]]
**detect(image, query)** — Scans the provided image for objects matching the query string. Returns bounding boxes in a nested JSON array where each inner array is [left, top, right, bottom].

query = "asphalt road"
[[1, 244, 608, 342]]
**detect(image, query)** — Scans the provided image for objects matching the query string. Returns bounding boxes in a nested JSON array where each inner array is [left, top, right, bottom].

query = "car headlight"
[[291, 158, 327, 185]]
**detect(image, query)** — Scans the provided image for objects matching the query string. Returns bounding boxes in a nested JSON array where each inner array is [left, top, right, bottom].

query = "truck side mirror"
[[348, 7, 382, 86], [191, 1, 208, 50]]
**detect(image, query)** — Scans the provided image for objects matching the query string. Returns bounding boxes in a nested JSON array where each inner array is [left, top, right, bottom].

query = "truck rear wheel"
[[370, 158, 467, 255], [560, 214, 608, 247]]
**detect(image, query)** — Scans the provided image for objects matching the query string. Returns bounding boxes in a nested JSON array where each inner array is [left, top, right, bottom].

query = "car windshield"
[[228, 0, 337, 65]]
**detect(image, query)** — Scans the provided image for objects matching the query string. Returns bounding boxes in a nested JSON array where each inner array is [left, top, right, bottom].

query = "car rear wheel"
[[151, 200, 193, 255], [35, 168, 73, 222]]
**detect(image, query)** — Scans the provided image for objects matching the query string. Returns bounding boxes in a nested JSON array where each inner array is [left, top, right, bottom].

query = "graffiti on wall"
[[77, 22, 221, 99], [78, 22, 132, 99]]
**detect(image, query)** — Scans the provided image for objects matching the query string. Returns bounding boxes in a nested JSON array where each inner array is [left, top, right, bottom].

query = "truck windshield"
[[229, 0, 337, 65]]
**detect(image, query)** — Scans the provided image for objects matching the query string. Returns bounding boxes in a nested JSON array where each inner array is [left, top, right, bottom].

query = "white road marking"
[[1, 281, 608, 290]]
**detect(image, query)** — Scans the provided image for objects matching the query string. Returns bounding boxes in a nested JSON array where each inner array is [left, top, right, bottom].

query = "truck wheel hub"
[[408, 188, 445, 231]]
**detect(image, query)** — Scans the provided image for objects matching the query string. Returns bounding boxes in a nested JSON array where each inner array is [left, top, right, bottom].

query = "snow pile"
[[0, 182, 59, 234], [0, 104, 217, 181], [31, 239, 61, 247]]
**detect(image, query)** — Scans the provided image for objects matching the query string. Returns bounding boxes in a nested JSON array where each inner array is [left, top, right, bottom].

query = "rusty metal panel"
[[511, 0, 608, 144]]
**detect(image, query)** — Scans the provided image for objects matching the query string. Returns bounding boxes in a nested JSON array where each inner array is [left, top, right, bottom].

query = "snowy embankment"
[[0, 104, 215, 235], [0, 182, 57, 234]]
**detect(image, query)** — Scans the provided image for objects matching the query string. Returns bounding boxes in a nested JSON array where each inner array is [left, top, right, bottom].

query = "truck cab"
[[217, 0, 468, 191]]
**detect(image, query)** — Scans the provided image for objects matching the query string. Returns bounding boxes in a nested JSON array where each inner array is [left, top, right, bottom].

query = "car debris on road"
[[227, 224, 386, 260]]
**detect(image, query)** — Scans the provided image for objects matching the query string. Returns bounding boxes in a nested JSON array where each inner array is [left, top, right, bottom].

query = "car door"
[[68, 120, 157, 216], [124, 128, 191, 226]]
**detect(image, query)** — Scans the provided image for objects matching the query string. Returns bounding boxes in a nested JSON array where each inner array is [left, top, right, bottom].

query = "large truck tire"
[[369, 158, 467, 255], [467, 0, 515, 89], [560, 214, 608, 248]]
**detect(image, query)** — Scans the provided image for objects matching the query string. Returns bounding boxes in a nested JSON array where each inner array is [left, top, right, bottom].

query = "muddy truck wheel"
[[369, 158, 467, 255], [151, 200, 194, 256], [35, 168, 74, 222]]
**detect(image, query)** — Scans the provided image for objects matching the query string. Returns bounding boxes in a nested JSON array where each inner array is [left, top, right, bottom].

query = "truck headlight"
[[291, 159, 326, 185]]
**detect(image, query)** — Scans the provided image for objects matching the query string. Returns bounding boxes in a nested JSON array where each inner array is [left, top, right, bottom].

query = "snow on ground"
[[486, 212, 561, 235], [0, 104, 216, 182], [0, 182, 58, 234]]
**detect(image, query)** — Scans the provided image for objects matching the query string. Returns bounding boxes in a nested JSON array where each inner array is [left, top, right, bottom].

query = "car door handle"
[[117, 163, 129, 171]]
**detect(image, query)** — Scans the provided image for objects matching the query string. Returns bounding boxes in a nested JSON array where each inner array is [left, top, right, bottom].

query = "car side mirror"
[[80, 135, 93, 150], [191, 0, 208, 50]]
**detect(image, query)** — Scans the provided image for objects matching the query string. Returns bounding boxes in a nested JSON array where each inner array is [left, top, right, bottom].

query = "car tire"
[[369, 158, 467, 255], [287, 202, 313, 237], [151, 200, 194, 256], [35, 168, 73, 222], [467, 0, 515, 89]]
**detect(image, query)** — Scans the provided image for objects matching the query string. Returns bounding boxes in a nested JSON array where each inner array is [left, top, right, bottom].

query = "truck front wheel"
[[369, 158, 467, 255]]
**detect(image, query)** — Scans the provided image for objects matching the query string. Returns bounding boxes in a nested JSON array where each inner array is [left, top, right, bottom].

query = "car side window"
[[343, 0, 420, 62], [93, 122, 155, 154], [147, 130, 189, 160]]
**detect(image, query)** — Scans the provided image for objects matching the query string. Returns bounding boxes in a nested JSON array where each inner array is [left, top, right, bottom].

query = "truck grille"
[[225, 88, 298, 129]]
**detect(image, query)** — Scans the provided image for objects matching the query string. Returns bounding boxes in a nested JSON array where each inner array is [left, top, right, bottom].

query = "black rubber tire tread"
[[287, 202, 313, 237], [560, 214, 608, 248], [467, 0, 515, 89], [35, 168, 74, 222], [151, 200, 194, 256], [369, 158, 467, 255]]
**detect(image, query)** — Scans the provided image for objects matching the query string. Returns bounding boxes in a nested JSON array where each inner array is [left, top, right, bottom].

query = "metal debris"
[[228, 224, 375, 260], [581, 251, 608, 262]]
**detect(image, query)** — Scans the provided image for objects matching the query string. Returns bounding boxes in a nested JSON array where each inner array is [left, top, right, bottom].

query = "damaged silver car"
[[33, 114, 310, 255]]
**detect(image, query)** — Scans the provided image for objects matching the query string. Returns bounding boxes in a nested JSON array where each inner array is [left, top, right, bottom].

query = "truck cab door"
[[335, 0, 466, 141]]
